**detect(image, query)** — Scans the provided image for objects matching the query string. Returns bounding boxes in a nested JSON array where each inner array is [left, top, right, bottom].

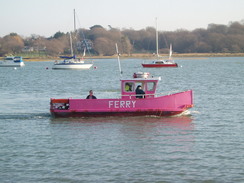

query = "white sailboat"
[[52, 10, 93, 70]]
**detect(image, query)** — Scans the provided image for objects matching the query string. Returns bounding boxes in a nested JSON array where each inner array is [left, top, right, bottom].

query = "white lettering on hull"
[[109, 101, 136, 108]]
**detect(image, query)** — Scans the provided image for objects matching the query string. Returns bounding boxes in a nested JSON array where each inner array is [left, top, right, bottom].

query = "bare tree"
[[0, 33, 24, 55]]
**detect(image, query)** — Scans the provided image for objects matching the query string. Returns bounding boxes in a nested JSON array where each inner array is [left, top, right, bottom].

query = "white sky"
[[0, 0, 243, 37]]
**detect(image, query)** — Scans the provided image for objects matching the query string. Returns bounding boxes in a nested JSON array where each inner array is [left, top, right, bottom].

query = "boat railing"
[[121, 90, 182, 99], [121, 93, 154, 99], [155, 90, 182, 96]]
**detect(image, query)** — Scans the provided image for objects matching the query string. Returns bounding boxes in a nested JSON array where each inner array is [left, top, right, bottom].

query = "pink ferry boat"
[[50, 72, 193, 118]]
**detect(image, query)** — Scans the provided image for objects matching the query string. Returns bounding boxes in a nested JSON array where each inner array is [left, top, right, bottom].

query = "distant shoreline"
[[2, 52, 244, 61]]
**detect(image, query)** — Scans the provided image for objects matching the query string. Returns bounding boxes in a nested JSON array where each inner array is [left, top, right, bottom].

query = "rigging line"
[[162, 31, 169, 50], [74, 11, 92, 57]]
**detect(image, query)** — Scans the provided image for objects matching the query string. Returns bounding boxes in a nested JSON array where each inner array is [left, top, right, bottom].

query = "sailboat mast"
[[73, 9, 76, 33], [169, 44, 172, 60], [73, 9, 77, 56], [156, 18, 159, 57], [69, 32, 74, 56]]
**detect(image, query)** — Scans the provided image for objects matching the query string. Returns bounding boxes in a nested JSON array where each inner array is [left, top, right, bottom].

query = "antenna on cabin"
[[115, 43, 123, 78]]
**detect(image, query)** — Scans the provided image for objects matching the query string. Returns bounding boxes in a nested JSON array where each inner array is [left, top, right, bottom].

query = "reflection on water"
[[0, 113, 50, 120], [50, 115, 195, 153], [50, 115, 193, 129]]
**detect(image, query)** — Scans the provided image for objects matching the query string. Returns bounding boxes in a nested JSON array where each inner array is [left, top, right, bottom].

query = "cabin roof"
[[121, 77, 161, 82]]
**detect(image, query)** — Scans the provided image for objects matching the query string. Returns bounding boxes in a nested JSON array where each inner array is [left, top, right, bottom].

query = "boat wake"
[[172, 110, 200, 117], [0, 113, 51, 120], [189, 110, 201, 115]]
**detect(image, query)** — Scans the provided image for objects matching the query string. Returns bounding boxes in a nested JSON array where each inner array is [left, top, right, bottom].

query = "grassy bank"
[[120, 52, 244, 58], [1, 52, 244, 61]]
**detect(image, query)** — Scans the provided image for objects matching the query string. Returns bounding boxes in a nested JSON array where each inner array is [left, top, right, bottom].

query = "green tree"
[[53, 31, 65, 39]]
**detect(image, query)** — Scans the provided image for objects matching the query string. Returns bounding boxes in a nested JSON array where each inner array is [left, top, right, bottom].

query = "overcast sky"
[[0, 0, 243, 37]]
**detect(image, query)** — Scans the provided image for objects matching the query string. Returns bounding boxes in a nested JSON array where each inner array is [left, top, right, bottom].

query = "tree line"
[[0, 21, 244, 57]]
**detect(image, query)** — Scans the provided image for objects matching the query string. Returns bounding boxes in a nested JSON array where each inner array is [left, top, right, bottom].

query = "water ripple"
[[0, 113, 50, 120]]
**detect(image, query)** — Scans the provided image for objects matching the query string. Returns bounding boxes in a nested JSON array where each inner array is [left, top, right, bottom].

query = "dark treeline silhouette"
[[1, 21, 244, 57]]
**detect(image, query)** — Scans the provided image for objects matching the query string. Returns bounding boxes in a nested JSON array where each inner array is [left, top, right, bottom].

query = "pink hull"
[[50, 90, 193, 118], [51, 111, 184, 118], [142, 63, 178, 68]]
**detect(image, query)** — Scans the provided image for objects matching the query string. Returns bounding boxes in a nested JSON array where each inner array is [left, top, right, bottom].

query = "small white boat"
[[0, 56, 25, 67]]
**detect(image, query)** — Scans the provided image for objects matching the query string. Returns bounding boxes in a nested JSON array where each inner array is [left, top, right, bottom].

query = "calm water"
[[0, 57, 243, 183]]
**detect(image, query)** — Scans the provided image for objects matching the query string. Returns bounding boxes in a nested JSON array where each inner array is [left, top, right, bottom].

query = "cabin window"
[[124, 82, 134, 92], [135, 82, 144, 90], [147, 82, 156, 91]]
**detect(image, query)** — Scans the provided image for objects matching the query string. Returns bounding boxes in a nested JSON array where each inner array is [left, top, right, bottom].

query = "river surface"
[[0, 57, 243, 182]]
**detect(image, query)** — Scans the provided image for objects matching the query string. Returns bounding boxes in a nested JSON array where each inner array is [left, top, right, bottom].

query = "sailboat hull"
[[0, 62, 25, 67], [52, 63, 93, 69], [142, 63, 178, 68]]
